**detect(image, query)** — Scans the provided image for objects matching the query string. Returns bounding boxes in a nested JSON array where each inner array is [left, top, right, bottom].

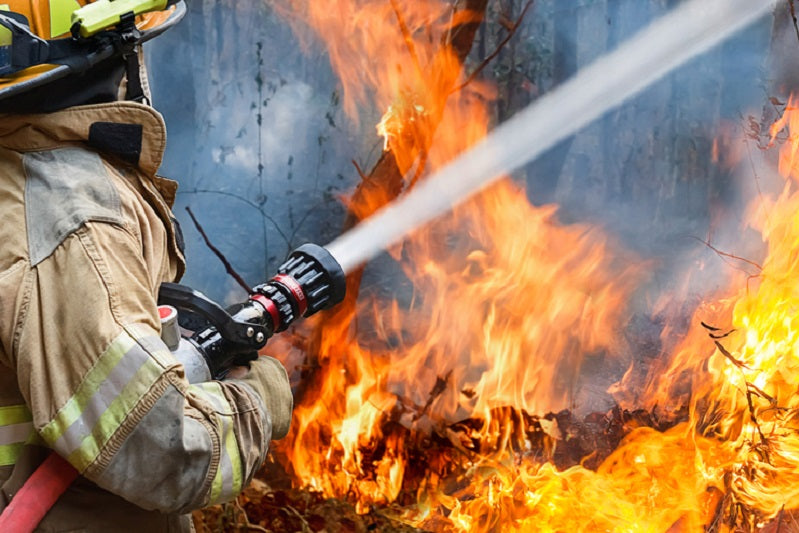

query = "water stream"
[[325, 0, 776, 274]]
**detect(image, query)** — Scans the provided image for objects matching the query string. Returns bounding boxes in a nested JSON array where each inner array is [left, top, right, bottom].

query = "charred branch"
[[390, 0, 424, 80], [293, 0, 491, 404]]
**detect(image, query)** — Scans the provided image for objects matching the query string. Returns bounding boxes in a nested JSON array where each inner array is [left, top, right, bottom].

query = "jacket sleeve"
[[14, 218, 292, 513]]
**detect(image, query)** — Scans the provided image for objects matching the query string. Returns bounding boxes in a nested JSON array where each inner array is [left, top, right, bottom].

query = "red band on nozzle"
[[272, 274, 308, 316]]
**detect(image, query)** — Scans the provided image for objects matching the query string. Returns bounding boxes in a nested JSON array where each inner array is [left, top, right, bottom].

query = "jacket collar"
[[0, 102, 166, 177]]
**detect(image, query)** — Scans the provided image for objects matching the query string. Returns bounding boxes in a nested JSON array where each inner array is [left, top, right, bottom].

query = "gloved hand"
[[229, 356, 293, 439]]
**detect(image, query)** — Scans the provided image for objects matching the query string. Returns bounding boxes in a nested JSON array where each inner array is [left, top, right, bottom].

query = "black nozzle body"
[[161, 244, 346, 379], [251, 243, 346, 333]]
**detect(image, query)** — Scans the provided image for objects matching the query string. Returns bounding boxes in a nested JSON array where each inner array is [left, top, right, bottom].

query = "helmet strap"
[[123, 50, 146, 104], [114, 11, 147, 104]]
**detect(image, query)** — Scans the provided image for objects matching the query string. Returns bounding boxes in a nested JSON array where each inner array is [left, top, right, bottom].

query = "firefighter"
[[0, 1, 293, 531]]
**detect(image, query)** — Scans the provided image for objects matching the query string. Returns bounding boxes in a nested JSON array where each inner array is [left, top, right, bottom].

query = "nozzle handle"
[[158, 283, 268, 351]]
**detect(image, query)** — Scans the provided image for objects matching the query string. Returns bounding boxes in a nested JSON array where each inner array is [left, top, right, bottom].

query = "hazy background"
[[146, 0, 779, 310]]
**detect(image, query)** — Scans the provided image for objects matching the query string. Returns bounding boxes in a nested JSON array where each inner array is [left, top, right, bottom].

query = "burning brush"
[[197, 0, 799, 531]]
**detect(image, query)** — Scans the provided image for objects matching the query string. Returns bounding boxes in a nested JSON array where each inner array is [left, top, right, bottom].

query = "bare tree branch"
[[453, 0, 535, 94], [691, 235, 763, 272], [185, 206, 252, 293]]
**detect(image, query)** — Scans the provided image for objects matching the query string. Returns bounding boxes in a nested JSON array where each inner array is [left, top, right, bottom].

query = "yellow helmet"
[[0, 0, 185, 103]]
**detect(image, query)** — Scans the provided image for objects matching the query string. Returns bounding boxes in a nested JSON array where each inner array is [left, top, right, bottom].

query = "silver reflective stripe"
[[55, 340, 151, 457], [40, 329, 165, 471], [0, 421, 33, 445], [0, 404, 33, 466]]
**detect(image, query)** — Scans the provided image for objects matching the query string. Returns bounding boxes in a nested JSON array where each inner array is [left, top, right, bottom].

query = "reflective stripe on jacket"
[[0, 102, 276, 532], [0, 405, 33, 467]]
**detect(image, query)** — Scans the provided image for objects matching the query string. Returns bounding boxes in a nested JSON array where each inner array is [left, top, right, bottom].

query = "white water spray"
[[325, 0, 776, 274]]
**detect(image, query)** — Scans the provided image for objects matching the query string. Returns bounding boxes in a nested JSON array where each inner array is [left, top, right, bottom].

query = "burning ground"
[[187, 1, 799, 531]]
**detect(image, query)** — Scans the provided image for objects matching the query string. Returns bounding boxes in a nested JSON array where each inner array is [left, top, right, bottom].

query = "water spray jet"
[[324, 0, 777, 275]]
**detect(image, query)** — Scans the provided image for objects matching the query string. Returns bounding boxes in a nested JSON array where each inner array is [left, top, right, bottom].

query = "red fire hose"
[[0, 452, 78, 533]]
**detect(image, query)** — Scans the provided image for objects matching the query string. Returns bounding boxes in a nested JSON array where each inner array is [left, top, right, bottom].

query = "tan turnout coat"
[[0, 102, 281, 532]]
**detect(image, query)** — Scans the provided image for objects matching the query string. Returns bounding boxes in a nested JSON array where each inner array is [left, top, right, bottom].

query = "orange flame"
[[269, 1, 799, 530]]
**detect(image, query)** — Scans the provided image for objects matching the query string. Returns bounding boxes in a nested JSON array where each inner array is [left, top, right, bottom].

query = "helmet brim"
[[0, 1, 186, 102]]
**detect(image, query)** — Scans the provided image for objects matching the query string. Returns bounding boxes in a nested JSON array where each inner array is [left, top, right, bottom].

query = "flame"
[[267, 1, 799, 530], [770, 96, 799, 182]]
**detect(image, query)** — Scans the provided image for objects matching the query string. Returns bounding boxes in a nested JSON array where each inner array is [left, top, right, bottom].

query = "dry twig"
[[701, 321, 736, 340], [710, 336, 772, 454], [185, 206, 252, 293], [747, 381, 777, 407], [231, 498, 269, 533], [352, 159, 368, 182], [714, 341, 751, 370], [452, 0, 535, 93], [691, 236, 763, 273], [417, 369, 453, 420], [744, 379, 770, 449]]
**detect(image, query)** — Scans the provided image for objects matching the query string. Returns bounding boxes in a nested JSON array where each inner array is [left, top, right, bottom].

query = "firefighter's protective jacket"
[[0, 102, 291, 531]]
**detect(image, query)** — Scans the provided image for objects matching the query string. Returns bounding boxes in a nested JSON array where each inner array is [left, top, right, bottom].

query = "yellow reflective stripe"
[[210, 450, 224, 503], [0, 405, 34, 467], [209, 414, 242, 504], [0, 443, 24, 466], [41, 330, 166, 472], [193, 382, 232, 414], [193, 382, 243, 504], [67, 357, 163, 471], [225, 417, 243, 496], [0, 404, 32, 426], [40, 332, 137, 446]]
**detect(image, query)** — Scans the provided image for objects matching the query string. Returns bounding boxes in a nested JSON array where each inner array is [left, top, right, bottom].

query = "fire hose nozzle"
[[251, 243, 346, 333], [158, 243, 346, 380]]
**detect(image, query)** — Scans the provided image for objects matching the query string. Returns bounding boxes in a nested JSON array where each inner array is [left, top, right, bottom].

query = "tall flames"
[[267, 1, 799, 530]]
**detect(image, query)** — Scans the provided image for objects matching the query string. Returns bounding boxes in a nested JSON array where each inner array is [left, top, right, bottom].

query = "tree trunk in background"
[[765, 2, 799, 120], [149, 0, 775, 373], [340, 0, 490, 234], [525, 0, 578, 204], [601, 0, 648, 206], [520, 0, 771, 254], [150, 1, 357, 300]]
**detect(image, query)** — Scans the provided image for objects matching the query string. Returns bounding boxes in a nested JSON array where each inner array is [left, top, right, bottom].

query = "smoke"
[[146, 0, 358, 302], [525, 0, 778, 412], [146, 0, 786, 415]]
